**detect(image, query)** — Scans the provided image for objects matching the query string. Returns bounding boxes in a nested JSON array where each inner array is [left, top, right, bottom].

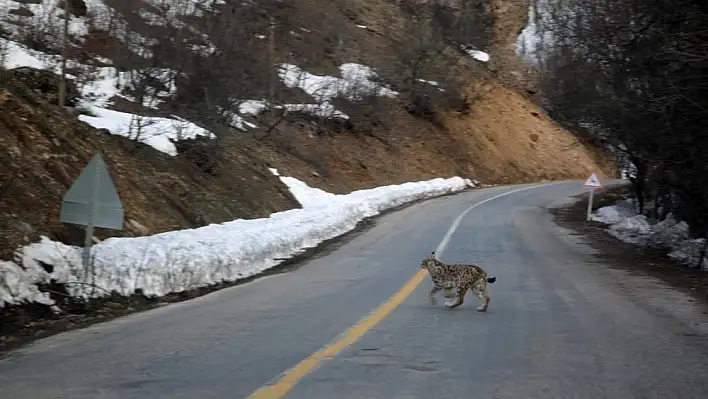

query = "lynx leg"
[[472, 280, 490, 312], [429, 284, 443, 305], [445, 286, 468, 309], [477, 292, 491, 312]]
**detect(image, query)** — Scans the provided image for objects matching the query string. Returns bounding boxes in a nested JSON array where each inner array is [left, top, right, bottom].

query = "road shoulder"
[[548, 186, 708, 324]]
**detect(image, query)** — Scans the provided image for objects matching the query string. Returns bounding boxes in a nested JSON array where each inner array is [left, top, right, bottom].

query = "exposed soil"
[[0, 187, 472, 356], [550, 186, 708, 307]]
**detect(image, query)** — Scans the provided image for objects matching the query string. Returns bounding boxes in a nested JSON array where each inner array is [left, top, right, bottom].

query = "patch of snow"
[[0, 39, 45, 69], [232, 99, 350, 121], [417, 78, 439, 86], [138, 0, 226, 28], [86, 67, 180, 109], [460, 45, 490, 62], [78, 105, 213, 155], [136, 0, 220, 53], [515, 0, 556, 65], [646, 213, 690, 249], [239, 100, 269, 115], [463, 179, 477, 188], [2, 38, 179, 109], [515, 1, 540, 61], [417, 78, 445, 92], [79, 66, 124, 107], [2, 37, 212, 152], [607, 215, 651, 245], [468, 50, 490, 62], [590, 200, 636, 224], [0, 0, 213, 59], [1, 173, 471, 308], [121, 69, 180, 108], [0, 260, 55, 309], [0, 0, 89, 45], [278, 63, 397, 103], [338, 63, 398, 99], [219, 107, 258, 131], [277, 62, 397, 121], [592, 201, 708, 271], [668, 239, 708, 271], [284, 103, 350, 120]]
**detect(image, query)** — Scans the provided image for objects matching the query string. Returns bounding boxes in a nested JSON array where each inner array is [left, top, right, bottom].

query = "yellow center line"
[[246, 181, 571, 398], [246, 268, 429, 399]]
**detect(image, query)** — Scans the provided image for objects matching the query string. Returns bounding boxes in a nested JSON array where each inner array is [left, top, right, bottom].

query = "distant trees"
[[533, 0, 708, 239]]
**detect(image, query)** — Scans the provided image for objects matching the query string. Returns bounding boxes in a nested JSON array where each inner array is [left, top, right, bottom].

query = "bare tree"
[[534, 0, 708, 245]]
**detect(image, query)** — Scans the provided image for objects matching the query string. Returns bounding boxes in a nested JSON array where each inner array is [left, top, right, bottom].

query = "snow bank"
[[591, 199, 637, 224], [668, 239, 708, 268], [591, 200, 708, 270], [0, 173, 472, 308], [607, 215, 652, 245]]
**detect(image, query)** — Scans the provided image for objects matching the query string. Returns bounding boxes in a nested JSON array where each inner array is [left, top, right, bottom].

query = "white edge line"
[[435, 181, 569, 257]]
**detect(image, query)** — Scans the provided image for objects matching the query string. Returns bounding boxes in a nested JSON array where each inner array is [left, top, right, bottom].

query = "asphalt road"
[[2, 180, 708, 399]]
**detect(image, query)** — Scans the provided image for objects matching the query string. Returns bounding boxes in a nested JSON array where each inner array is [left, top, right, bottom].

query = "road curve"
[[2, 180, 708, 399]]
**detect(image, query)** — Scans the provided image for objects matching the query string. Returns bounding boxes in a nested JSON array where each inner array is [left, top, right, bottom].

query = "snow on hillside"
[[0, 0, 403, 154], [515, 0, 550, 64], [591, 199, 708, 271], [0, 173, 475, 309], [1, 37, 213, 155], [276, 63, 398, 120], [461, 45, 490, 62]]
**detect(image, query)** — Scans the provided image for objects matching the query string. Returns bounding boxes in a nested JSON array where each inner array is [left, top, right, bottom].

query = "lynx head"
[[420, 251, 438, 270]]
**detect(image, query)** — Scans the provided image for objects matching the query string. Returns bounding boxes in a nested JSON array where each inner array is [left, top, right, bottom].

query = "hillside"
[[0, 0, 617, 260]]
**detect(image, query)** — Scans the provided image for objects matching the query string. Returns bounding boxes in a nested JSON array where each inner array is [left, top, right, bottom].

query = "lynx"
[[420, 251, 496, 311]]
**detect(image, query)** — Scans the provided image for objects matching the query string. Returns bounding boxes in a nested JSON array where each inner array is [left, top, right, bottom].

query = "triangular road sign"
[[60, 152, 124, 230], [583, 172, 603, 189]]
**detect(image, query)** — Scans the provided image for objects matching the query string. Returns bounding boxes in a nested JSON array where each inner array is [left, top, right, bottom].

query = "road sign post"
[[582, 172, 604, 221], [60, 152, 124, 272]]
